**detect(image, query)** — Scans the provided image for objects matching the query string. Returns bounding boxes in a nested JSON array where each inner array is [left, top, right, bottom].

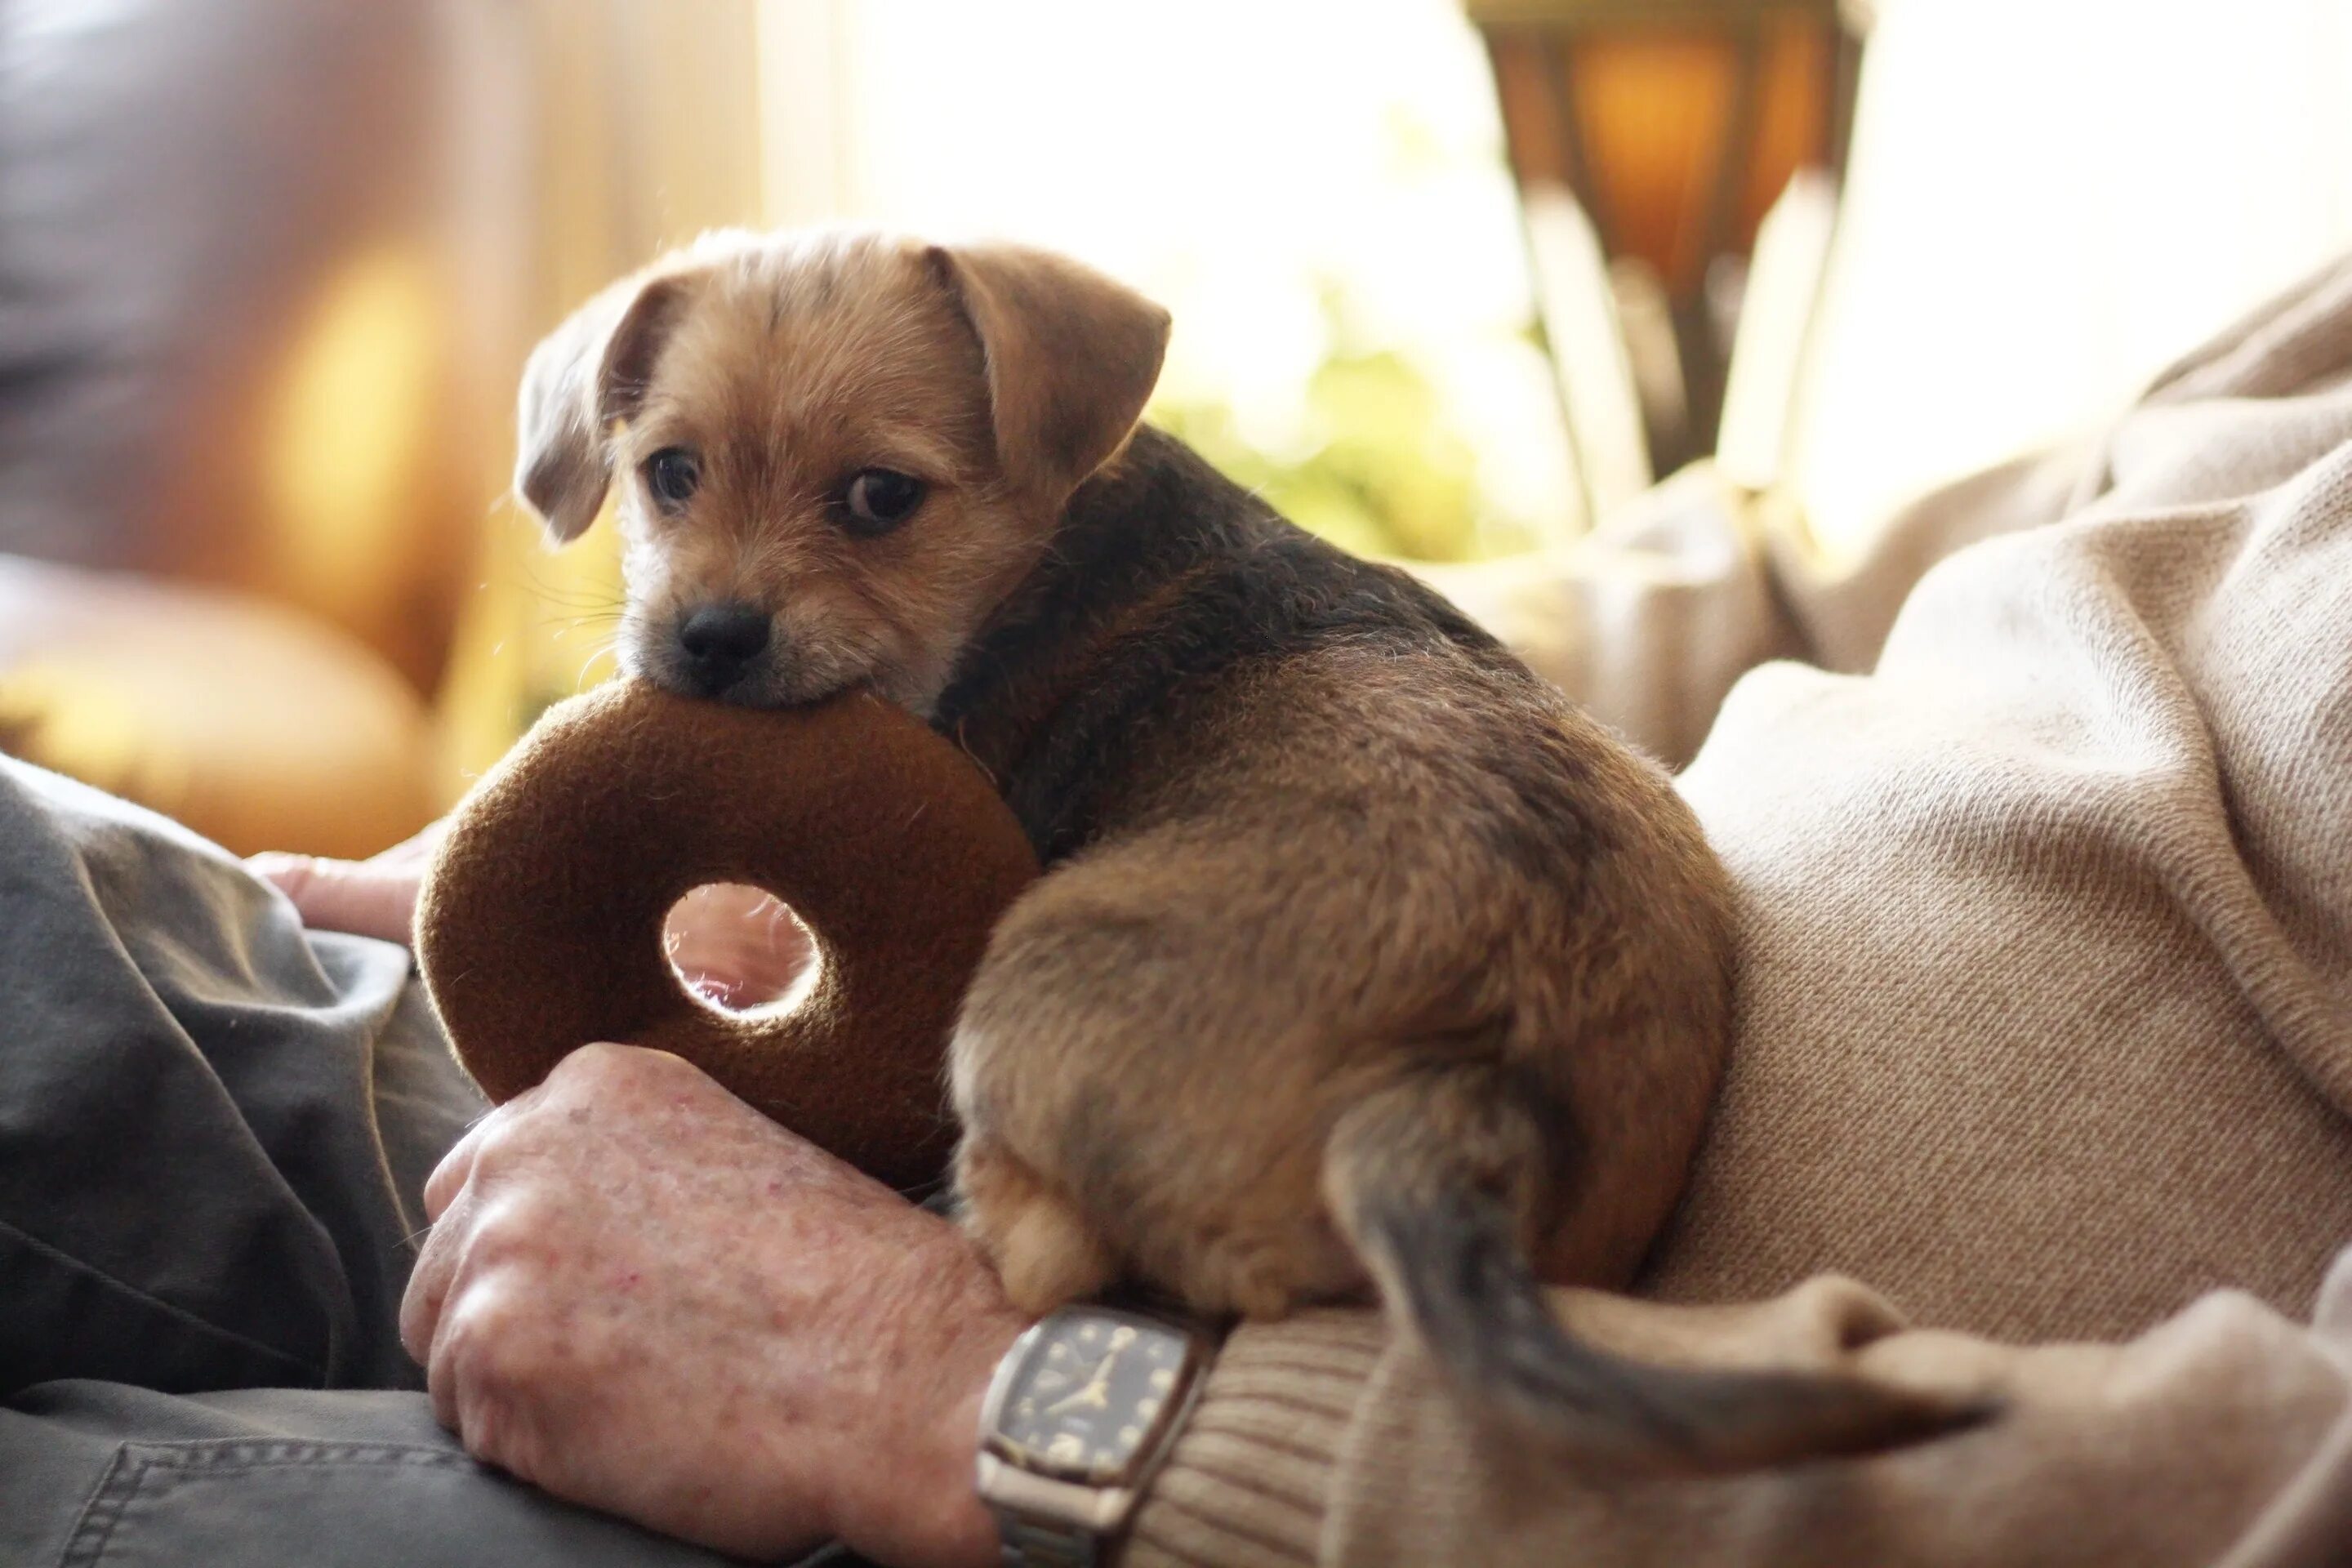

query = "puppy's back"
[[947, 427, 1990, 1468]]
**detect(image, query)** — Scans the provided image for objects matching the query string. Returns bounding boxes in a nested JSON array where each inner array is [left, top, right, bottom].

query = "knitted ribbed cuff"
[[1118, 1308, 1387, 1568]]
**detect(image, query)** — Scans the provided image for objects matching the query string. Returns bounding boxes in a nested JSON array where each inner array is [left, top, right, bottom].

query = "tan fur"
[[511, 227, 1167, 715], [514, 225, 1731, 1317], [513, 231, 1818, 1450], [950, 650, 1734, 1316]]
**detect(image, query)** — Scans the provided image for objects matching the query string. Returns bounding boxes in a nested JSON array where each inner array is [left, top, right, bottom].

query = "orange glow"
[[262, 246, 443, 623]]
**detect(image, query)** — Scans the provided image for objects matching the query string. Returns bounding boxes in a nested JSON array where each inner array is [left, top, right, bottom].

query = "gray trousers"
[[0, 758, 814, 1566]]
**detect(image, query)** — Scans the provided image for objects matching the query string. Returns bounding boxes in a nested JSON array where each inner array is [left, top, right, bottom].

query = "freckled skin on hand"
[[403, 1044, 1024, 1568]]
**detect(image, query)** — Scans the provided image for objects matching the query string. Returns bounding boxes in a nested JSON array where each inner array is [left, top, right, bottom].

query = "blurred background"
[[2, 0, 2349, 856]]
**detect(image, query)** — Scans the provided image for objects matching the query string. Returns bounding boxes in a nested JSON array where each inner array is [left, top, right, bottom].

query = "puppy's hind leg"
[[956, 1136, 1118, 1314]]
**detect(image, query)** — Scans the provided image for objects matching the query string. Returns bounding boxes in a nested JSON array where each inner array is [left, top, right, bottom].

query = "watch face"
[[995, 1313, 1193, 1483]]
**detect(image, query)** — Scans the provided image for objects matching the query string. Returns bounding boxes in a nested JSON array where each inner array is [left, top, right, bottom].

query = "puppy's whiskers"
[[537, 609, 628, 636], [575, 639, 623, 688]]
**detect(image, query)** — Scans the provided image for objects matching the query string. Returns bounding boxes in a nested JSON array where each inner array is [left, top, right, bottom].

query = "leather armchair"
[[0, 0, 524, 855], [0, 559, 434, 859]]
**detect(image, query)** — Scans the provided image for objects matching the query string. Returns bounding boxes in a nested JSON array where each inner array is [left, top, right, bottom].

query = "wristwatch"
[[975, 1304, 1216, 1566]]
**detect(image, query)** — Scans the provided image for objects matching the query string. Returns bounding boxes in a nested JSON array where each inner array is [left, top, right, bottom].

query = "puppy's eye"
[[840, 468, 926, 537], [644, 448, 700, 510]]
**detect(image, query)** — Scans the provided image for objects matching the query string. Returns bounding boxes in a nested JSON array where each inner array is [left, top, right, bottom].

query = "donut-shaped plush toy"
[[413, 679, 1040, 1190]]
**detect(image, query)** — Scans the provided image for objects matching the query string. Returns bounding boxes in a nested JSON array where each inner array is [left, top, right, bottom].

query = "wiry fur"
[[514, 226, 1992, 1471], [512, 228, 1152, 715]]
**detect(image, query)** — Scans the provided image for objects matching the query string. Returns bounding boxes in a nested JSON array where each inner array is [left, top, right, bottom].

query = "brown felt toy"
[[413, 679, 1040, 1190]]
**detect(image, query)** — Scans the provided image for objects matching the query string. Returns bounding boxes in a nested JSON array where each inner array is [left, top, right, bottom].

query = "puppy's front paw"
[[957, 1138, 1117, 1313], [1179, 1226, 1336, 1321]]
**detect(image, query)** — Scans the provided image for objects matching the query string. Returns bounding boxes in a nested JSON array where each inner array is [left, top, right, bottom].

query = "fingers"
[[402, 1178, 475, 1373], [406, 1054, 623, 1360], [406, 1083, 541, 1372], [405, 1099, 523, 1370], [403, 1046, 786, 1434], [422, 1111, 496, 1221], [249, 853, 421, 943], [248, 819, 447, 942], [423, 1062, 577, 1218], [663, 887, 814, 1006]]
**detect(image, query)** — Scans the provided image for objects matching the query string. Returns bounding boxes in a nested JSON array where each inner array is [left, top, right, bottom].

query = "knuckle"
[[559, 1040, 638, 1078], [442, 1291, 548, 1396], [546, 1042, 644, 1101], [470, 1098, 567, 1170], [464, 1120, 524, 1180], [464, 1192, 549, 1264], [631, 1046, 702, 1091], [557, 1040, 700, 1098]]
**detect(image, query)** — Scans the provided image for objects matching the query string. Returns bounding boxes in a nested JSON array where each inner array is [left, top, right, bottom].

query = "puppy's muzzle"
[[676, 602, 772, 697]]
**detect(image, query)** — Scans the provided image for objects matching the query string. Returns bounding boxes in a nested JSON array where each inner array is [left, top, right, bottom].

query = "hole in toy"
[[662, 883, 818, 1018]]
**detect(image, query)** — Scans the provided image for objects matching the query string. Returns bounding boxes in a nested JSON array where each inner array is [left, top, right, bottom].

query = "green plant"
[[1152, 291, 1534, 564]]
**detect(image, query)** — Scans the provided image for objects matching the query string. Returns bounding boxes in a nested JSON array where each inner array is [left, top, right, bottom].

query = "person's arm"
[[1120, 1261, 2352, 1568], [395, 1041, 2352, 1568], [1417, 446, 2089, 768]]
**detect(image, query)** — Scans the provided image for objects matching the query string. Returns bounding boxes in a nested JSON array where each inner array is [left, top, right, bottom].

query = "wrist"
[[922, 1312, 1028, 1568], [970, 1305, 1223, 1568], [831, 1265, 1031, 1568]]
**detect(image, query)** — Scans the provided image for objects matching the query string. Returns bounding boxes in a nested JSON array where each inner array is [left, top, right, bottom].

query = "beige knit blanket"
[[1123, 256, 2352, 1568]]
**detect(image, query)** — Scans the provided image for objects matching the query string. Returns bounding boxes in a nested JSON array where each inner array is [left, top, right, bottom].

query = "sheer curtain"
[[754, 0, 1579, 547], [1792, 0, 2352, 553]]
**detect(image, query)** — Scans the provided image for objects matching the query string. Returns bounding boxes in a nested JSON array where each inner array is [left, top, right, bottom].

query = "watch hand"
[[1045, 1351, 1118, 1414]]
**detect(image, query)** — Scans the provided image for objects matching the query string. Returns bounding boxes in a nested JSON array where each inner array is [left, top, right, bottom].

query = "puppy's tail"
[[1322, 1069, 1993, 1473]]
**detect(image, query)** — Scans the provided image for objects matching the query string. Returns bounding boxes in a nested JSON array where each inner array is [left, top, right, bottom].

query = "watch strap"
[[994, 1508, 1098, 1568]]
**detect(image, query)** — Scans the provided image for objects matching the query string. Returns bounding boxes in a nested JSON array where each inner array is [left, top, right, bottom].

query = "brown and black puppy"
[[514, 227, 1982, 1470]]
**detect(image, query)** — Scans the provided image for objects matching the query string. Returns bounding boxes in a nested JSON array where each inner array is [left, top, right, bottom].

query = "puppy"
[[513, 227, 1984, 1469]]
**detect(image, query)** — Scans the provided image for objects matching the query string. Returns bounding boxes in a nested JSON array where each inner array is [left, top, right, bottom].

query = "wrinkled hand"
[[252, 829, 813, 1006], [403, 1044, 1022, 1566]]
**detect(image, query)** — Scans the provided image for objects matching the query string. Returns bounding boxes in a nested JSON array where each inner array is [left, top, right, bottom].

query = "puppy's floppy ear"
[[513, 266, 700, 543], [927, 243, 1171, 501]]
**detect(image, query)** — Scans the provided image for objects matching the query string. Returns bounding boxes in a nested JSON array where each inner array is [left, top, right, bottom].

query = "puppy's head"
[[514, 228, 1169, 713]]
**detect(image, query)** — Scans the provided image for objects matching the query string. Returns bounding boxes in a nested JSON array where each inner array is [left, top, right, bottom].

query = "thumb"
[[249, 852, 422, 945]]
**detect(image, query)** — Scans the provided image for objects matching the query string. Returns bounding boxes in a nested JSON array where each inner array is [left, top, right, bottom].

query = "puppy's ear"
[[928, 243, 1171, 502], [513, 267, 700, 543]]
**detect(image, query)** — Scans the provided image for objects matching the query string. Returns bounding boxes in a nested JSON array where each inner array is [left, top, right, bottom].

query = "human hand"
[[254, 831, 813, 1008], [249, 820, 447, 945], [402, 1043, 1023, 1567], [659, 882, 814, 1008]]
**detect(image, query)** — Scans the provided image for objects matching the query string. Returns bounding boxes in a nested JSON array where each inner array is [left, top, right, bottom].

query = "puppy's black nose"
[[677, 602, 771, 692]]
